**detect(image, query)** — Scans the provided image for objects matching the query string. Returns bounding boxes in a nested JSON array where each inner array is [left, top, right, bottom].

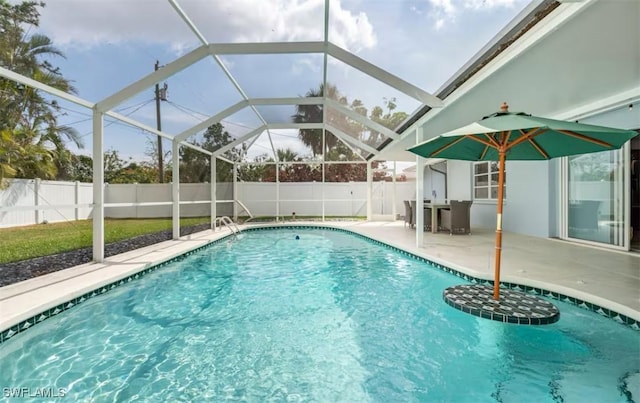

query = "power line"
[[161, 97, 269, 135], [165, 99, 268, 132], [169, 105, 211, 118], [168, 73, 212, 113], [58, 99, 158, 139], [164, 101, 268, 146], [165, 100, 207, 122], [56, 98, 154, 118], [167, 101, 210, 119], [115, 98, 156, 113], [79, 98, 155, 138], [221, 119, 261, 131], [64, 116, 93, 127], [56, 106, 93, 117]]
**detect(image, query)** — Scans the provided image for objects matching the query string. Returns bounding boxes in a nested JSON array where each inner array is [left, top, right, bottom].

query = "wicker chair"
[[410, 200, 432, 231], [440, 200, 472, 235], [423, 207, 433, 231], [403, 200, 413, 229]]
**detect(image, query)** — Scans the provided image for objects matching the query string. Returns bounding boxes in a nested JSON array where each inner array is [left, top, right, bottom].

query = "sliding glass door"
[[562, 147, 628, 248]]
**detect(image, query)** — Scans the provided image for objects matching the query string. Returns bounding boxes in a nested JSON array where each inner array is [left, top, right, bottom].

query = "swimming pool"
[[0, 227, 638, 401]]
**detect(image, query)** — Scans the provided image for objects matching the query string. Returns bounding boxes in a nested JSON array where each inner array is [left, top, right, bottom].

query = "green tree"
[[276, 148, 298, 162], [269, 148, 321, 182], [144, 137, 169, 182], [179, 145, 209, 183], [65, 154, 93, 182], [0, 129, 18, 183], [3, 127, 57, 179], [292, 83, 345, 156], [292, 84, 401, 182], [178, 123, 249, 183], [102, 149, 157, 184], [0, 0, 82, 185], [367, 97, 408, 147]]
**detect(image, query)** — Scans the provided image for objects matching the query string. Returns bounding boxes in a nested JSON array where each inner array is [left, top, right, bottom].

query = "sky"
[[24, 0, 532, 163]]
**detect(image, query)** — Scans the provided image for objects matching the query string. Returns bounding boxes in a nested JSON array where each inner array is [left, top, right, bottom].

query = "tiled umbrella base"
[[443, 284, 560, 325]]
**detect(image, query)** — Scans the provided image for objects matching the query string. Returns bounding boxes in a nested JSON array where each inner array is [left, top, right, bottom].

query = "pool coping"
[[1, 223, 638, 344]]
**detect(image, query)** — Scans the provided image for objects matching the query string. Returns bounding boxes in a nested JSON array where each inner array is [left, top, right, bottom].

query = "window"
[[473, 161, 505, 200]]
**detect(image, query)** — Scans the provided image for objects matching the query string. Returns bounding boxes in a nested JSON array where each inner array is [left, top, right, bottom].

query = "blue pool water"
[[0, 228, 638, 401]]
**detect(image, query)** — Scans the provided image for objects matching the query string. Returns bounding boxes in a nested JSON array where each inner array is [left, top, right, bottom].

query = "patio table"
[[426, 202, 450, 233], [413, 200, 450, 233]]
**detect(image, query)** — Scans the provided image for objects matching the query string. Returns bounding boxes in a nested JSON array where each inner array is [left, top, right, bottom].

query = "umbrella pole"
[[493, 150, 506, 300]]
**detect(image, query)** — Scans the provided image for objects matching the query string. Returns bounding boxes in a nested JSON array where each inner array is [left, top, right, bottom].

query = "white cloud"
[[464, 0, 521, 10], [291, 57, 321, 76], [328, 6, 376, 51], [427, 0, 522, 30], [219, 56, 236, 71], [430, 0, 456, 16], [38, 0, 186, 49], [38, 0, 376, 53]]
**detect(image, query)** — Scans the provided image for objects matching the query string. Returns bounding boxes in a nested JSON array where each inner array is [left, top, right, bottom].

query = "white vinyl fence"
[[0, 179, 93, 228], [0, 179, 416, 228]]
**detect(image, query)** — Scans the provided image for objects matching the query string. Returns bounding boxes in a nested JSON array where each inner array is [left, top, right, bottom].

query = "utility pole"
[[154, 61, 168, 183]]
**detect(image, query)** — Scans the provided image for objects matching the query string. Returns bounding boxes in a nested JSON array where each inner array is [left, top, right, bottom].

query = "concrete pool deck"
[[349, 221, 640, 319], [1, 220, 639, 336]]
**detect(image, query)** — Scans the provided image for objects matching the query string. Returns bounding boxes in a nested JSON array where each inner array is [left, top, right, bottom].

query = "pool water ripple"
[[0, 228, 638, 401]]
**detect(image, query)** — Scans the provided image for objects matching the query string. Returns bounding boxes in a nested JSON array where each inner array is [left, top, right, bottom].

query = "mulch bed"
[[0, 223, 211, 287]]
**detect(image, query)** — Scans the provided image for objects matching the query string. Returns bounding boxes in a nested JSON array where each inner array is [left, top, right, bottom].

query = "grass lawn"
[[0, 217, 210, 264]]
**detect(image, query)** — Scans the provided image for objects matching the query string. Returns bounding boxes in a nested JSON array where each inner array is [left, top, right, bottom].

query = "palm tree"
[[276, 148, 299, 162], [292, 86, 323, 156], [292, 83, 345, 156], [0, 128, 18, 185], [0, 1, 81, 184], [366, 97, 408, 148]]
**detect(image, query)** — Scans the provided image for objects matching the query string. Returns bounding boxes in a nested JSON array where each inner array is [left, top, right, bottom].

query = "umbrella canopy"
[[408, 102, 638, 300], [410, 104, 637, 162]]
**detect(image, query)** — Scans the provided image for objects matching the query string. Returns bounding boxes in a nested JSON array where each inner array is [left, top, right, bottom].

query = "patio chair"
[[411, 200, 432, 231], [410, 200, 417, 229], [423, 206, 433, 231], [440, 200, 472, 235], [403, 200, 413, 229]]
